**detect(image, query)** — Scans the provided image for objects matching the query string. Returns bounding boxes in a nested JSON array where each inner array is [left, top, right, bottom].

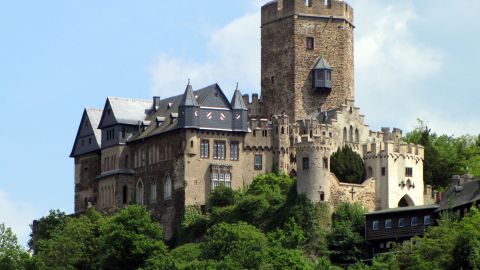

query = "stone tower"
[[296, 132, 333, 203], [261, 0, 354, 120]]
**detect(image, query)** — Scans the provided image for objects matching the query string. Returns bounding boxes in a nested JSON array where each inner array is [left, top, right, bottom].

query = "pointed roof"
[[231, 84, 248, 110], [70, 108, 103, 157], [179, 81, 199, 107], [314, 57, 332, 70]]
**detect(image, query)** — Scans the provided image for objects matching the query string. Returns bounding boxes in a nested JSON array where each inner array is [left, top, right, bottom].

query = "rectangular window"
[[411, 216, 418, 226], [398, 218, 405, 228], [151, 183, 157, 202], [385, 219, 392, 229], [212, 172, 219, 190], [381, 167, 386, 176], [214, 141, 226, 160], [306, 37, 314, 50], [303, 157, 310, 170], [200, 140, 209, 159], [225, 172, 231, 188], [405, 167, 413, 177], [372, 220, 379, 231], [230, 141, 239, 161], [254, 155, 263, 170], [424, 215, 431, 226]]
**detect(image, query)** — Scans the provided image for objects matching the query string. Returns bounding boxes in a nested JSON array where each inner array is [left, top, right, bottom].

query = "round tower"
[[261, 0, 354, 120], [296, 133, 333, 202]]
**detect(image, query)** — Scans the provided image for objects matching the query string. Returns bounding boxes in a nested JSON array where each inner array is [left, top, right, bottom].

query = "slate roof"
[[231, 87, 248, 110], [129, 83, 224, 141], [85, 108, 103, 146], [437, 180, 480, 212], [306, 108, 339, 124], [70, 108, 103, 157], [314, 57, 332, 70], [105, 97, 152, 126], [366, 204, 439, 216], [179, 83, 199, 107]]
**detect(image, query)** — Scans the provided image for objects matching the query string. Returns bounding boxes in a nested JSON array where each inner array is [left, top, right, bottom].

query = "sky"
[[0, 0, 479, 246]]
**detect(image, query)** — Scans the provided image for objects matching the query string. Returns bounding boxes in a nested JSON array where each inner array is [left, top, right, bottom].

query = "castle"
[[70, 0, 435, 238]]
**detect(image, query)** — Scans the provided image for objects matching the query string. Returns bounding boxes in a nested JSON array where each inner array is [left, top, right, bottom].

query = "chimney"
[[153, 96, 161, 111]]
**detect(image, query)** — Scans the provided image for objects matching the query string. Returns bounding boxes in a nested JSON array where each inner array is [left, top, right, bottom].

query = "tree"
[[98, 205, 170, 270], [35, 208, 102, 269], [0, 223, 30, 270], [29, 209, 66, 254], [328, 202, 367, 264], [202, 222, 269, 269], [330, 146, 366, 184], [207, 185, 237, 208]]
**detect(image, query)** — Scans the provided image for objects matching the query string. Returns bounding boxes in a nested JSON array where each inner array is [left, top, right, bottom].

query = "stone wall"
[[261, 0, 354, 120], [329, 174, 376, 212]]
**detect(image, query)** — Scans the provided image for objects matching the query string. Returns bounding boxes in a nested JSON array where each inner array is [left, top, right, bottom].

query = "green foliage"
[[0, 223, 31, 270], [328, 202, 367, 264], [98, 205, 170, 270], [314, 257, 342, 270], [405, 120, 480, 188], [330, 146, 366, 184], [207, 185, 237, 208], [28, 209, 67, 253], [265, 247, 314, 270], [202, 222, 269, 269], [267, 217, 306, 249], [35, 208, 102, 269], [178, 207, 208, 244], [391, 207, 480, 270]]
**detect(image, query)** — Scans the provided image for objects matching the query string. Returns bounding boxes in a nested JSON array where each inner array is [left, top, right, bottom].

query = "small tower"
[[178, 81, 200, 128], [312, 57, 332, 91], [230, 84, 248, 131], [296, 133, 333, 203]]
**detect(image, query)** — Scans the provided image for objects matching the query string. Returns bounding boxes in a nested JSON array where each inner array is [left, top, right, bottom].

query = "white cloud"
[[150, 9, 260, 99], [0, 190, 36, 247]]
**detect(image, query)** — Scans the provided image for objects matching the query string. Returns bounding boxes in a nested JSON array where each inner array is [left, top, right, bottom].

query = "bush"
[[330, 146, 366, 184]]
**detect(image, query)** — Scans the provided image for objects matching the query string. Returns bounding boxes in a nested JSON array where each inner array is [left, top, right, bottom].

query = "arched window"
[[349, 126, 353, 142], [343, 127, 347, 142], [309, 130, 313, 138], [136, 180, 144, 205], [323, 158, 329, 169], [281, 126, 285, 134], [164, 176, 172, 200], [355, 129, 359, 143], [398, 195, 414, 207], [122, 185, 128, 205]]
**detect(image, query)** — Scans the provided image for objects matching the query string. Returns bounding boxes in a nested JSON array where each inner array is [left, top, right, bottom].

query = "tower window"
[[230, 141, 239, 161], [305, 0, 312, 7], [306, 37, 314, 50], [254, 155, 263, 170], [381, 167, 386, 176], [271, 76, 275, 85], [303, 157, 309, 170]]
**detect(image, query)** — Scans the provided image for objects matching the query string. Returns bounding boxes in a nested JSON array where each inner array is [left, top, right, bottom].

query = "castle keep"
[[71, 0, 433, 238]]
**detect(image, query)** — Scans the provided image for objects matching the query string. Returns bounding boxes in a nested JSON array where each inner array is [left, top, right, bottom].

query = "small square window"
[[306, 37, 314, 50], [398, 218, 405, 228], [411, 216, 418, 226], [385, 219, 392, 229], [405, 167, 413, 177], [372, 220, 379, 231]]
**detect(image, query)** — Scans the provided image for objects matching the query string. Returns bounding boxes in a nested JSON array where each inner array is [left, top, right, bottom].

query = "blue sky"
[[0, 0, 479, 246]]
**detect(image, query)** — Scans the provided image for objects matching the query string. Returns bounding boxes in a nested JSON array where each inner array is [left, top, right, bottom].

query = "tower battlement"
[[363, 141, 425, 159], [262, 0, 353, 26]]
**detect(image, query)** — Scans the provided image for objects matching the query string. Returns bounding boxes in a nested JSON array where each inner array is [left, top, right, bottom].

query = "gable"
[[70, 108, 102, 157], [197, 84, 232, 109], [97, 99, 118, 129]]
